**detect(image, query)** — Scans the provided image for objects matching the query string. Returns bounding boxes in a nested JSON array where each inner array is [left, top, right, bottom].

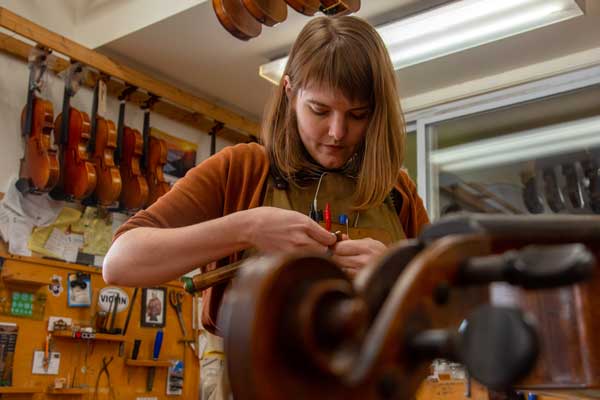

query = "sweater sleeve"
[[395, 169, 430, 238]]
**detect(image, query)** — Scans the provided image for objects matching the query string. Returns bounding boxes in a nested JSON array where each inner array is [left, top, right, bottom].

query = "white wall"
[[0, 51, 233, 194]]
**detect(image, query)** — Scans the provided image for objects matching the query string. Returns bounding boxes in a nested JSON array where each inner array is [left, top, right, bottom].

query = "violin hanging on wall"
[[115, 86, 149, 211], [16, 47, 59, 194], [51, 62, 97, 201], [141, 95, 170, 207], [88, 75, 122, 207]]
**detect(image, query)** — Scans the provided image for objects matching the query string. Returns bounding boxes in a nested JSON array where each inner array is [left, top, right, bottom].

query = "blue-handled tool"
[[146, 330, 163, 392]]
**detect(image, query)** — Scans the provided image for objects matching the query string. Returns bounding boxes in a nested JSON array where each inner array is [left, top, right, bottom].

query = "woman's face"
[[290, 81, 371, 169]]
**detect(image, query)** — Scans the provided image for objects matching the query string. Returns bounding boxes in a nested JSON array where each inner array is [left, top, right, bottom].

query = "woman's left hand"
[[330, 236, 387, 277]]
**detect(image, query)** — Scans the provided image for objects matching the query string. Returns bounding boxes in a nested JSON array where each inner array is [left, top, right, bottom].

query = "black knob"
[[460, 243, 595, 289], [459, 305, 538, 391]]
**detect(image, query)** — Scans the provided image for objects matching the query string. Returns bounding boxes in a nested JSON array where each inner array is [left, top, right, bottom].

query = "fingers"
[[305, 220, 337, 246]]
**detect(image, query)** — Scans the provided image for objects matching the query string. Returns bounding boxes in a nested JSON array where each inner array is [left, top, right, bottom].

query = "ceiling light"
[[430, 114, 600, 172], [259, 0, 583, 85]]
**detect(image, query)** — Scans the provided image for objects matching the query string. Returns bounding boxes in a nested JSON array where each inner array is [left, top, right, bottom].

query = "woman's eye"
[[351, 112, 369, 120], [310, 107, 328, 116]]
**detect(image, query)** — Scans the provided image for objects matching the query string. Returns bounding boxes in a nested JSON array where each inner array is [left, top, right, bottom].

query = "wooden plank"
[[0, 30, 255, 144], [0, 387, 42, 394], [0, 7, 260, 138]]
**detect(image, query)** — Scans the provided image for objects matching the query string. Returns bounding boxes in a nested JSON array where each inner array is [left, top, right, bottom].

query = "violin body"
[[119, 126, 149, 210], [91, 116, 122, 206], [53, 107, 97, 199], [284, 0, 320, 16], [223, 214, 600, 399], [145, 136, 170, 207], [19, 97, 59, 192], [320, 0, 360, 15], [213, 0, 261, 40], [241, 0, 287, 26]]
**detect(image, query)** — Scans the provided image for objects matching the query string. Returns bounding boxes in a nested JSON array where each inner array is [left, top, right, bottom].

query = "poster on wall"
[[150, 128, 198, 184]]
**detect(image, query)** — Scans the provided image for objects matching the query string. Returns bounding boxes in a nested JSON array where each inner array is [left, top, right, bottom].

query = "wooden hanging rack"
[[0, 7, 259, 144]]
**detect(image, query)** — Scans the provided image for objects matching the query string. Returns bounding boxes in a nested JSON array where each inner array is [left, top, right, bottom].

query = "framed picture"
[[67, 272, 92, 307], [141, 287, 166, 328], [150, 127, 198, 183]]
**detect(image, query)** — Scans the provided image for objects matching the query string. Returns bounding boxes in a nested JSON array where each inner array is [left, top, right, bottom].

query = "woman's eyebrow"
[[307, 100, 369, 111]]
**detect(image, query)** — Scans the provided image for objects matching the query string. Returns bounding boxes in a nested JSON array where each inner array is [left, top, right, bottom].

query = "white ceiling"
[[35, 0, 600, 124]]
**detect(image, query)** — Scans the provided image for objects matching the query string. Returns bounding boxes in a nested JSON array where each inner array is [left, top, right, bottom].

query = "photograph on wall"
[[67, 272, 92, 307], [141, 287, 166, 328], [150, 128, 197, 183]]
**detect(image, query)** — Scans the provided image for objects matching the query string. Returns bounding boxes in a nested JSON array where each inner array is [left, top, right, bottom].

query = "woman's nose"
[[328, 113, 347, 141]]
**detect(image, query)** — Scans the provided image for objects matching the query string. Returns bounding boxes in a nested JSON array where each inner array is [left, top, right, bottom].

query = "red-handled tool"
[[325, 203, 331, 231]]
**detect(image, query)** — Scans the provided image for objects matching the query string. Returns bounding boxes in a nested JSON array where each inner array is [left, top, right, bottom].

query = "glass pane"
[[404, 130, 418, 185], [426, 84, 600, 219]]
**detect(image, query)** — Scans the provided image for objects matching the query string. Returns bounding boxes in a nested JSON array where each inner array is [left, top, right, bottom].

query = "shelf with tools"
[[0, 387, 43, 394], [52, 330, 126, 342], [125, 359, 172, 368], [45, 387, 88, 395]]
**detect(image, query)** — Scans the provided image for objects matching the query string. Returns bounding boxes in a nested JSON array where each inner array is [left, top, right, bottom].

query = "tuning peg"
[[459, 243, 595, 289], [408, 305, 539, 391]]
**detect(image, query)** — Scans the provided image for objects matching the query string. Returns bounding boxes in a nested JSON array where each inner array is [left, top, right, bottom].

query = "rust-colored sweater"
[[114, 143, 430, 334]]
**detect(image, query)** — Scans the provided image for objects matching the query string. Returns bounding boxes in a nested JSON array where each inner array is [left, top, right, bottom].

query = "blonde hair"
[[261, 16, 405, 210]]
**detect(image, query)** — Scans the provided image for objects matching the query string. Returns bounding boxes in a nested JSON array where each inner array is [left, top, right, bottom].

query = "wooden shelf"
[[52, 331, 126, 342], [46, 388, 88, 395], [125, 359, 172, 368], [0, 387, 42, 394]]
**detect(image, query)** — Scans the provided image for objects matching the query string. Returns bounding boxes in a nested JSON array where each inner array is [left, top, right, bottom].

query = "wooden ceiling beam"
[[0, 31, 254, 144], [0, 7, 260, 139]]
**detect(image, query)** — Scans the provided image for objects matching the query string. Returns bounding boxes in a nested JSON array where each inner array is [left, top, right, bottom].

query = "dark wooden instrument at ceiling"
[[115, 86, 149, 211], [284, 0, 320, 16], [221, 213, 600, 399], [88, 75, 122, 207], [242, 0, 287, 26], [319, 0, 360, 16], [141, 95, 170, 207], [51, 62, 97, 200], [213, 0, 361, 39], [213, 0, 262, 40], [17, 47, 59, 194]]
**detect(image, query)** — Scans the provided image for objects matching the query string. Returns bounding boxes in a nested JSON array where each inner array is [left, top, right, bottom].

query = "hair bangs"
[[295, 39, 374, 107]]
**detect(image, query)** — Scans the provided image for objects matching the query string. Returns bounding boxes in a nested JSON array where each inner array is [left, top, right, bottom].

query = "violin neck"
[[22, 64, 37, 138], [115, 100, 126, 165], [88, 81, 100, 154], [142, 109, 151, 171], [60, 84, 72, 147]]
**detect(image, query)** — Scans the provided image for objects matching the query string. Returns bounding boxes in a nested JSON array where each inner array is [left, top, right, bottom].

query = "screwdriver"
[[325, 203, 331, 231], [128, 339, 141, 383], [146, 330, 163, 392]]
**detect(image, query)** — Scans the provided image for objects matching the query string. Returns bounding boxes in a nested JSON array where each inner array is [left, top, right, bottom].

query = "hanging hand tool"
[[146, 330, 163, 392], [128, 339, 141, 383], [93, 356, 116, 400], [169, 290, 196, 353], [122, 287, 138, 336]]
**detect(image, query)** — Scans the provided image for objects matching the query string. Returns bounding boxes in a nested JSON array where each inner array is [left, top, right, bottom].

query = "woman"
[[104, 14, 428, 398]]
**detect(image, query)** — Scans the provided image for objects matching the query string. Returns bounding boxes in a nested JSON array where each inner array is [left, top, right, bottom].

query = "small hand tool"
[[128, 339, 141, 383], [122, 287, 138, 336], [324, 203, 331, 231], [339, 214, 349, 238], [146, 330, 163, 392], [170, 290, 196, 353], [93, 356, 116, 400]]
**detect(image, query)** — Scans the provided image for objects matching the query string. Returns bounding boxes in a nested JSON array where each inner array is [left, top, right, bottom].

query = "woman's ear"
[[283, 75, 292, 99]]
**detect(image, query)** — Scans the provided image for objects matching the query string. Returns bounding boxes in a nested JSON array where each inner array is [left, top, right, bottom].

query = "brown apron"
[[204, 173, 407, 400], [264, 172, 406, 245]]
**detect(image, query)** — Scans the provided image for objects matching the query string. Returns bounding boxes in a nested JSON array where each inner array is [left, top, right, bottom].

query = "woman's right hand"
[[245, 206, 337, 254]]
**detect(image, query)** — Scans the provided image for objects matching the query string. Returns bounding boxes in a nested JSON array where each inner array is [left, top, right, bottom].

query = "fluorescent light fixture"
[[259, 0, 583, 85], [430, 115, 600, 172]]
